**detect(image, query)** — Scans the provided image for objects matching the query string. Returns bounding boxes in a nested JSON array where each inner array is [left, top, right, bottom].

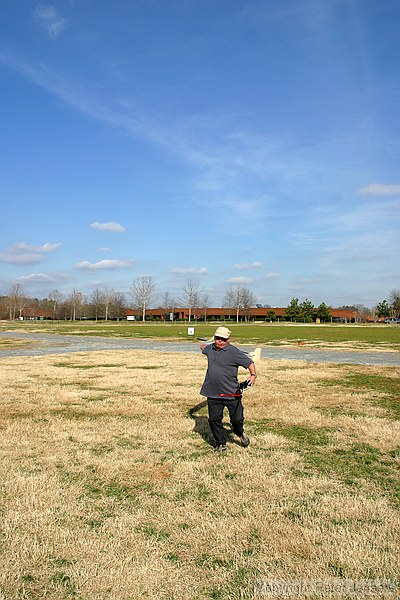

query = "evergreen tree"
[[375, 300, 390, 318], [285, 298, 302, 322], [300, 298, 315, 323], [316, 302, 331, 322]]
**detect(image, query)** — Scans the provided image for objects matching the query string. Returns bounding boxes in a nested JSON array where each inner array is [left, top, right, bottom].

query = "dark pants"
[[207, 396, 244, 446]]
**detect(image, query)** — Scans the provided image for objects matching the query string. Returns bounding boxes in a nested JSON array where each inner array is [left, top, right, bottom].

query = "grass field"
[[0, 344, 399, 599], [1, 320, 400, 351]]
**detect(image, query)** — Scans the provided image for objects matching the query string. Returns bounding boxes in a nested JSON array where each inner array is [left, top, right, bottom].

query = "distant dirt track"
[[1, 331, 399, 366]]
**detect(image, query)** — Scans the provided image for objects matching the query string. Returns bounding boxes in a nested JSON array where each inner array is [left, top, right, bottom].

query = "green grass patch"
[[248, 420, 400, 508], [206, 564, 261, 600], [90, 443, 115, 456], [115, 436, 143, 449], [20, 573, 36, 583], [175, 483, 212, 502], [126, 365, 163, 370], [250, 419, 334, 446], [84, 478, 145, 504], [320, 372, 400, 419], [312, 405, 368, 419], [50, 571, 77, 597], [3, 320, 400, 348], [53, 362, 121, 369], [49, 408, 101, 420], [85, 395, 108, 403], [135, 522, 170, 541], [62, 382, 111, 392]]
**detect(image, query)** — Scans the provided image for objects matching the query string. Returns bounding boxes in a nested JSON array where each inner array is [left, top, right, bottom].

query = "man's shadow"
[[188, 400, 235, 447]]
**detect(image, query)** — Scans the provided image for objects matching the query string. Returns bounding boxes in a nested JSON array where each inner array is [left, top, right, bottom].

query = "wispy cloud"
[[233, 261, 263, 270], [0, 52, 295, 218], [0, 242, 61, 265], [15, 272, 69, 284], [14, 242, 61, 252], [171, 267, 207, 274], [0, 252, 42, 265], [0, 53, 305, 237], [33, 4, 67, 39], [75, 259, 134, 271], [294, 277, 316, 284], [319, 199, 400, 234], [227, 277, 254, 284], [90, 221, 127, 233], [358, 183, 400, 196], [0, 53, 148, 143]]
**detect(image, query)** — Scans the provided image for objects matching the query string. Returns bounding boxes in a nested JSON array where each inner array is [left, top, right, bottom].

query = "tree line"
[[1, 279, 399, 322]]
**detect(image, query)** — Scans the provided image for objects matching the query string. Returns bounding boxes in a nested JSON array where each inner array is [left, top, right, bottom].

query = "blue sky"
[[1, 0, 399, 309]]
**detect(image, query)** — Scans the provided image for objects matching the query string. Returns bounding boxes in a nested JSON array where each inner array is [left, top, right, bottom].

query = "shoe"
[[240, 434, 250, 448], [214, 444, 227, 453]]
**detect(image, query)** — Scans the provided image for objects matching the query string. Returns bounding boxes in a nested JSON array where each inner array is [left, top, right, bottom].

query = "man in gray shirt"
[[200, 326, 257, 452]]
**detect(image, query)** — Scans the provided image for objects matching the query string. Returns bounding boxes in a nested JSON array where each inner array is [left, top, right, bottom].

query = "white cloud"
[[40, 242, 62, 252], [265, 272, 280, 279], [98, 247, 111, 253], [14, 271, 71, 286], [90, 221, 127, 233], [171, 267, 207, 274], [0, 252, 42, 265], [14, 242, 61, 252], [75, 259, 134, 271], [233, 261, 263, 270], [205, 195, 270, 222], [0, 242, 61, 265], [33, 4, 67, 39], [16, 273, 51, 282], [294, 277, 316, 284], [358, 183, 400, 196], [16, 273, 58, 283], [227, 277, 254, 284]]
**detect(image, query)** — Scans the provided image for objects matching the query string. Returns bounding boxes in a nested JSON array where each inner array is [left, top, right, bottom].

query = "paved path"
[[1, 331, 399, 366]]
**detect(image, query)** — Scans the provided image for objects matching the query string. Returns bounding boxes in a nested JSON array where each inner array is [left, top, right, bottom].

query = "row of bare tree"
[[0, 277, 257, 322], [1, 284, 126, 321], [1, 280, 399, 322]]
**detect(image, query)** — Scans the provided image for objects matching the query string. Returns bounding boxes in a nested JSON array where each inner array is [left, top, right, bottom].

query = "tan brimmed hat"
[[215, 326, 231, 339]]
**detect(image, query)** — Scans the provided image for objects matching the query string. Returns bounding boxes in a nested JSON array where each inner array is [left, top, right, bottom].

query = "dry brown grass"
[[0, 339, 39, 350], [0, 350, 399, 599]]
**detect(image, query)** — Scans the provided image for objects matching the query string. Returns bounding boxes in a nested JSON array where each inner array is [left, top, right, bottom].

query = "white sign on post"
[[187, 327, 195, 336]]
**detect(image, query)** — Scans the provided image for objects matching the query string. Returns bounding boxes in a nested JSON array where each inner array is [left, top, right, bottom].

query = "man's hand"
[[247, 373, 257, 386]]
